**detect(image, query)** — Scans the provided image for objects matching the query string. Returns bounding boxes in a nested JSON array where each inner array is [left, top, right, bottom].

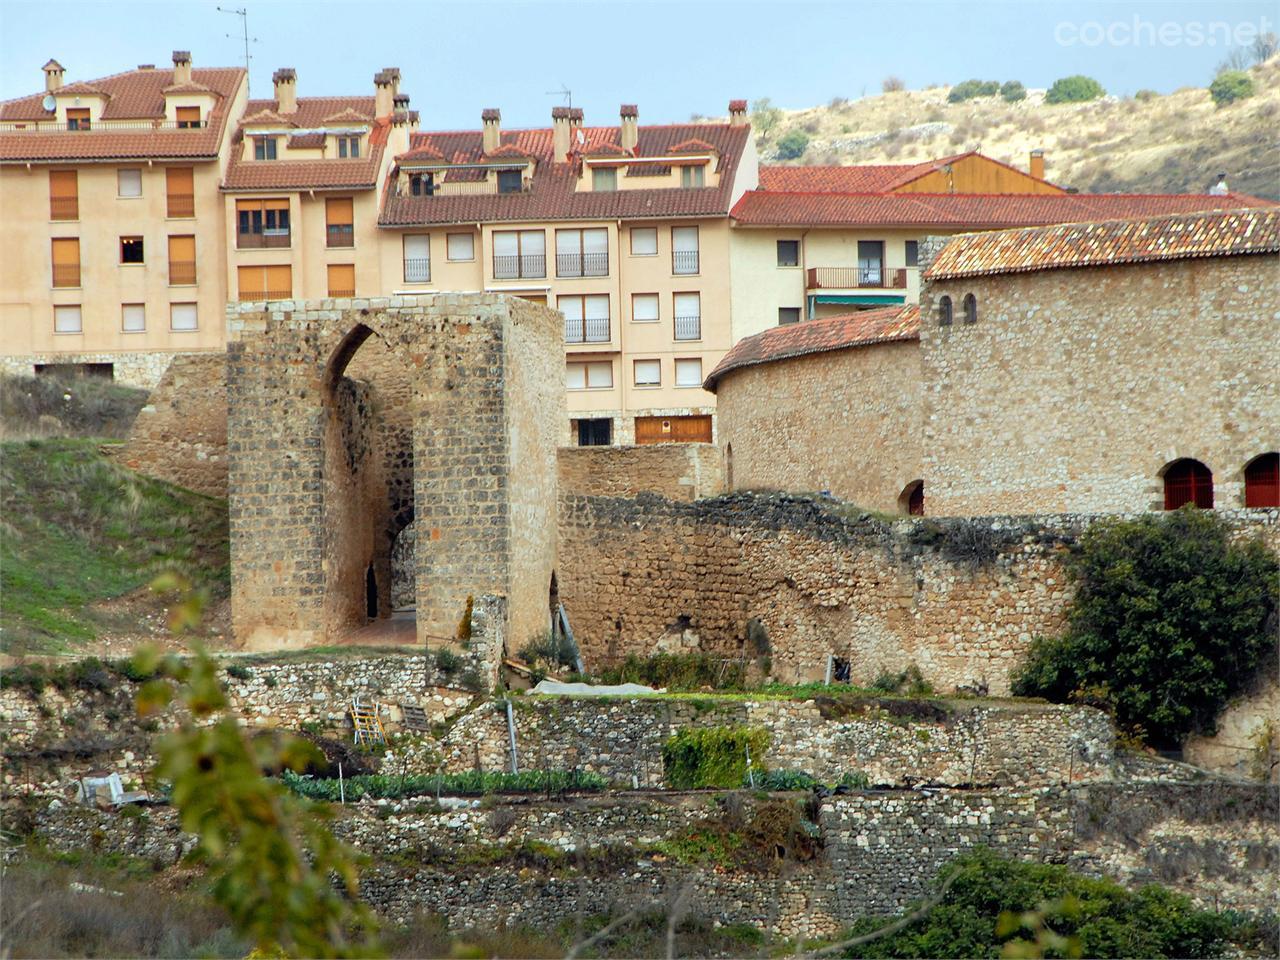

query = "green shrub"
[[753, 769, 869, 791], [280, 768, 606, 802], [1135, 88, 1159, 101], [947, 79, 1000, 103], [1012, 508, 1277, 747], [456, 594, 473, 642], [662, 726, 770, 789], [1045, 74, 1106, 103], [775, 130, 810, 160], [433, 647, 462, 676], [999, 80, 1027, 102], [598, 652, 748, 691], [750, 97, 782, 136], [1209, 70, 1255, 106], [224, 663, 252, 681], [870, 663, 934, 697], [0, 664, 49, 695], [517, 630, 578, 670]]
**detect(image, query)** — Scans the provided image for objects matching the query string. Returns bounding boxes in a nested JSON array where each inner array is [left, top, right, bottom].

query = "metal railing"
[[806, 266, 908, 289], [167, 193, 195, 218], [672, 249, 699, 275], [3, 119, 209, 132], [51, 265, 80, 287], [564, 315, 610, 343], [329, 288, 355, 298], [49, 197, 78, 220], [556, 251, 609, 278], [674, 314, 702, 341], [237, 230, 290, 249], [403, 258, 431, 283], [326, 225, 355, 249], [169, 261, 197, 285], [238, 289, 293, 302], [404, 178, 531, 198], [492, 253, 546, 279]]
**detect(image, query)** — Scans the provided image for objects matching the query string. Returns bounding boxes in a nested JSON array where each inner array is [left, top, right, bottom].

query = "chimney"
[[42, 59, 64, 92], [1029, 148, 1045, 181], [273, 68, 297, 114], [552, 106, 572, 162], [620, 104, 638, 152], [137, 63, 155, 71], [172, 50, 191, 85], [728, 99, 748, 125], [1209, 172, 1229, 196], [393, 93, 410, 111], [374, 71, 394, 117], [482, 108, 501, 153], [382, 67, 401, 95]]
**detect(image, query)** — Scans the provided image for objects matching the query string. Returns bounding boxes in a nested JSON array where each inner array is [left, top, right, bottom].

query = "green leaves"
[[662, 726, 771, 789], [279, 768, 608, 802]]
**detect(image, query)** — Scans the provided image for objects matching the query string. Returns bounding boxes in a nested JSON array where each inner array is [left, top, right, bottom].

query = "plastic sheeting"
[[530, 680, 659, 697]]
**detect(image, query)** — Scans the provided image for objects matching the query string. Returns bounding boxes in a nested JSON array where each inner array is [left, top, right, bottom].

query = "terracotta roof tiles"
[[223, 115, 389, 191]]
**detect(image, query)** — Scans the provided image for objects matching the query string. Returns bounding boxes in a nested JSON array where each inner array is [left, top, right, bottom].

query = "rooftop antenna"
[[217, 6, 259, 89], [545, 83, 572, 108]]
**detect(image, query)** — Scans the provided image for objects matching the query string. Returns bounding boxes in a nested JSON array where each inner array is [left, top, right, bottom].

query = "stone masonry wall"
[[0, 350, 211, 391], [557, 443, 724, 502], [920, 254, 1280, 515]]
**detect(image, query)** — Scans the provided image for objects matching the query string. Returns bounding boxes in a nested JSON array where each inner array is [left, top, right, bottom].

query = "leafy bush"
[[750, 97, 782, 135], [947, 79, 1000, 103], [775, 130, 810, 160], [597, 652, 748, 691], [662, 726, 770, 789], [1045, 74, 1106, 103], [433, 647, 462, 676], [870, 664, 934, 697], [1012, 508, 1278, 747], [280, 768, 607, 802], [518, 630, 578, 670], [753, 769, 870, 791], [1209, 70, 1255, 106], [1000, 80, 1027, 102], [224, 663, 252, 681], [882, 76, 906, 93], [0, 372, 148, 440]]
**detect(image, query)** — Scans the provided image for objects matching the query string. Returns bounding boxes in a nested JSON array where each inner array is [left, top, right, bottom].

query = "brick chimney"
[[172, 50, 192, 85], [482, 108, 501, 153], [552, 106, 572, 162], [374, 71, 395, 117], [1029, 149, 1045, 181], [620, 104, 638, 152], [382, 67, 401, 95], [42, 59, 64, 92], [273, 68, 297, 114], [1209, 172, 1229, 196], [728, 99, 748, 125]]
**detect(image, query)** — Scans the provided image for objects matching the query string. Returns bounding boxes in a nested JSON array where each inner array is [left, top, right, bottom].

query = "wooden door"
[[635, 415, 712, 445]]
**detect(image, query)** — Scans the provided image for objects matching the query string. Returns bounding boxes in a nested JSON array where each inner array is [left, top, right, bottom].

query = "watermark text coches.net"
[[1055, 16, 1272, 48]]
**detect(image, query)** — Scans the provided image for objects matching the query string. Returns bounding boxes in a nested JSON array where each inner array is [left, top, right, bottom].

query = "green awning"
[[812, 294, 907, 306]]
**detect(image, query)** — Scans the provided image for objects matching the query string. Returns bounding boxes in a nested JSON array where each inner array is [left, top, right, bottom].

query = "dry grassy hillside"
[[739, 58, 1278, 199]]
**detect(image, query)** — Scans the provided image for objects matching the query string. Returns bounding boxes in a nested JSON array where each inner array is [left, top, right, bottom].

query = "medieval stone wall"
[[557, 443, 724, 502]]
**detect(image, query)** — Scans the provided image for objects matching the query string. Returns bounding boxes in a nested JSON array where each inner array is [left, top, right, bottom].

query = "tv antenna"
[[218, 6, 259, 87], [545, 83, 572, 107]]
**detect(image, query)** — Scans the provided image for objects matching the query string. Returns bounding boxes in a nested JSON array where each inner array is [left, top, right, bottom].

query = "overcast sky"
[[1, 0, 1272, 128]]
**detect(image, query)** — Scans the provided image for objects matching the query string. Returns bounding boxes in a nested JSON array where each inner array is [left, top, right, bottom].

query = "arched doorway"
[[1161, 458, 1213, 510], [898, 479, 925, 516], [1244, 452, 1279, 508]]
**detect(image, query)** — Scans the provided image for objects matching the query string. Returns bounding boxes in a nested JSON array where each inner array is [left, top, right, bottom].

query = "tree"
[[1011, 508, 1278, 748], [1044, 75, 1105, 104], [750, 97, 782, 136], [947, 79, 1000, 103], [775, 130, 810, 160], [1000, 81, 1027, 103], [1252, 31, 1278, 64], [882, 76, 906, 93], [1209, 70, 1255, 107]]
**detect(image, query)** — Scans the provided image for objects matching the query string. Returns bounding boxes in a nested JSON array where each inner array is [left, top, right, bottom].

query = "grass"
[[0, 437, 229, 654], [0, 372, 148, 440]]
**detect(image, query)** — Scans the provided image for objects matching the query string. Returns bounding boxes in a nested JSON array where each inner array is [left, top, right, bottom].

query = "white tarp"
[[531, 680, 659, 697]]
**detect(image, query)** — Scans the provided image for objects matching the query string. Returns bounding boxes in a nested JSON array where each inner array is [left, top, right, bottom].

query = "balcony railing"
[[672, 249, 699, 275], [238, 289, 293, 302], [167, 193, 195, 218], [674, 315, 702, 341], [326, 224, 355, 249], [51, 265, 80, 287], [169, 261, 197, 285], [329, 288, 355, 298], [403, 258, 431, 283], [3, 119, 209, 132], [556, 251, 609, 278], [493, 253, 546, 280], [237, 230, 290, 249], [403, 178, 532, 198], [564, 316, 610, 344], [805, 266, 908, 290], [49, 197, 78, 220]]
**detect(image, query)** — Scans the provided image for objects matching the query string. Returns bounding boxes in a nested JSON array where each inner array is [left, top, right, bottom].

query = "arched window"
[[1163, 459, 1213, 510], [962, 293, 978, 324], [938, 295, 953, 326], [1244, 452, 1279, 508], [899, 479, 925, 516]]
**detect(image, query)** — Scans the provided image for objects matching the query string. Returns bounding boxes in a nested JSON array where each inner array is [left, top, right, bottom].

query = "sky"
[[1, 0, 1273, 128]]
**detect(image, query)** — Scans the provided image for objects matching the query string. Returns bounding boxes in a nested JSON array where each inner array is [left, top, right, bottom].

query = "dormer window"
[[176, 106, 201, 129], [66, 108, 90, 131], [592, 167, 617, 192], [410, 172, 435, 196], [337, 136, 360, 158], [680, 165, 705, 188], [254, 137, 278, 161], [497, 169, 523, 194]]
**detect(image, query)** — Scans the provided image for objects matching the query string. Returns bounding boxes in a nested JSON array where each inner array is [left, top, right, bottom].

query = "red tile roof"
[[223, 115, 390, 191], [703, 305, 920, 391], [0, 65, 245, 162], [380, 122, 750, 225], [926, 207, 1280, 280], [755, 153, 1034, 194]]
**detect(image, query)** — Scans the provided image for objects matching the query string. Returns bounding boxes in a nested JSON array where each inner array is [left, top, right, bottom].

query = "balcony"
[[493, 254, 546, 280], [403, 258, 431, 283], [167, 193, 195, 218], [238, 289, 293, 302], [806, 266, 908, 290], [556, 251, 609, 278], [672, 250, 699, 275], [674, 314, 702, 341], [169, 261, 197, 285], [51, 265, 80, 287], [3, 119, 209, 132], [49, 197, 78, 220], [565, 316, 610, 344], [237, 230, 290, 249], [326, 224, 355, 249], [329, 287, 355, 298], [404, 177, 531, 198]]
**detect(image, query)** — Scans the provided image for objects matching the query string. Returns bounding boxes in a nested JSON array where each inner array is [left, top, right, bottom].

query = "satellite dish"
[[41, 94, 56, 112]]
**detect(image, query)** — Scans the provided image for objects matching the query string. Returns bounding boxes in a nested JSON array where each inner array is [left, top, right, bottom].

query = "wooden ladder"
[[350, 695, 386, 745], [400, 703, 429, 732]]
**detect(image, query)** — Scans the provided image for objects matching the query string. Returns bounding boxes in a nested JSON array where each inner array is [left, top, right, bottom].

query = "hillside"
[[743, 57, 1278, 199]]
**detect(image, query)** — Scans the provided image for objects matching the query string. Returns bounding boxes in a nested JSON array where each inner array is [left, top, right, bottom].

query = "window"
[[938, 295, 953, 326], [963, 293, 978, 324], [857, 240, 884, 284], [673, 292, 701, 341], [237, 264, 292, 301], [632, 293, 659, 322], [403, 235, 430, 283], [565, 361, 613, 390], [633, 359, 661, 387], [166, 167, 194, 217], [170, 302, 198, 331], [51, 238, 80, 287], [175, 106, 201, 128], [122, 303, 146, 333], [1163, 459, 1213, 510], [905, 240, 919, 267], [447, 233, 474, 261], [254, 137, 278, 160], [327, 263, 356, 298], [53, 305, 82, 333], [680, 165, 705, 188], [1244, 452, 1279, 508], [776, 239, 799, 267], [672, 226, 699, 274], [66, 107, 90, 130], [49, 169, 77, 220], [236, 198, 290, 247], [492, 230, 545, 279], [592, 166, 617, 191], [675, 358, 703, 387], [336, 136, 360, 158], [630, 227, 657, 256], [899, 480, 924, 516], [576, 418, 612, 446], [168, 235, 196, 285], [117, 168, 142, 198], [120, 236, 144, 264], [778, 307, 802, 325], [409, 172, 434, 196], [497, 169, 523, 194], [556, 228, 608, 277], [325, 198, 354, 248], [560, 294, 610, 343]]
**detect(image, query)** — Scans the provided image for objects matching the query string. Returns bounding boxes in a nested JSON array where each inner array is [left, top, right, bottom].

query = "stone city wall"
[[0, 350, 211, 391], [557, 442, 724, 502]]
